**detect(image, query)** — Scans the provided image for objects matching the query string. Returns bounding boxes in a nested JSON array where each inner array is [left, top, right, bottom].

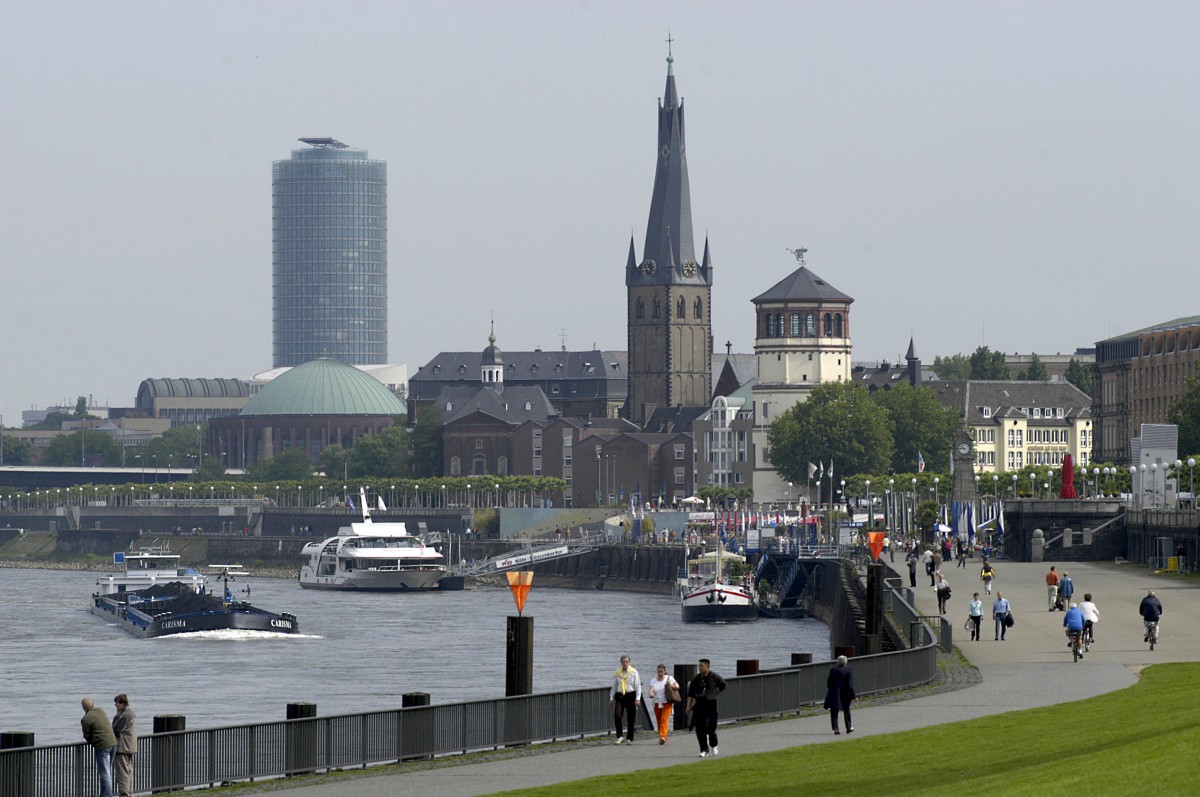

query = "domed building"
[[208, 358, 407, 467]]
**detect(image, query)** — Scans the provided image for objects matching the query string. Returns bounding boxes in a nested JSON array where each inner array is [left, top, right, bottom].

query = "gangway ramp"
[[464, 533, 604, 577]]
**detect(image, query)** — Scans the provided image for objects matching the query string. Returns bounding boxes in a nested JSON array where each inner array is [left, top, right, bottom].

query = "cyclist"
[[1063, 602, 1085, 656], [1078, 593, 1100, 645], [1139, 590, 1163, 643]]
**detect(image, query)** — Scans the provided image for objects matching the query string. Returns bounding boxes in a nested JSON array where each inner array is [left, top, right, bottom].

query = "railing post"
[[285, 702, 317, 776], [151, 715, 185, 793], [0, 731, 36, 797]]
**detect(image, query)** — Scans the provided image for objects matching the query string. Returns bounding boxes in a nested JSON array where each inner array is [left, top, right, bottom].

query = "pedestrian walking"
[[824, 655, 856, 735], [992, 592, 1012, 641], [81, 697, 117, 797], [1045, 566, 1061, 611], [906, 550, 918, 588], [929, 551, 942, 586], [645, 664, 681, 745], [608, 655, 641, 744], [935, 571, 951, 614], [968, 592, 983, 641], [685, 658, 726, 758], [111, 694, 137, 797], [1058, 570, 1075, 609], [980, 561, 996, 595]]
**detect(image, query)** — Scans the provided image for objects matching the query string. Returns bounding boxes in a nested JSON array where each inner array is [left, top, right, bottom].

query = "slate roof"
[[1098, 315, 1200, 343], [436, 385, 557, 426], [929, 380, 1092, 423], [410, 350, 627, 401], [240, 358, 406, 417], [753, 265, 853, 304], [643, 405, 708, 434]]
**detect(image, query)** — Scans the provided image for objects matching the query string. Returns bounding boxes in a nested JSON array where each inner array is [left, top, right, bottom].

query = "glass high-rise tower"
[[272, 137, 387, 367]]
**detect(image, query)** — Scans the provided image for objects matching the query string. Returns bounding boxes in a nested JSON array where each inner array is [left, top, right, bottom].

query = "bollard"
[[1, 731, 36, 797], [151, 715, 185, 794], [790, 653, 813, 666], [285, 702, 317, 776], [400, 694, 433, 760], [673, 663, 696, 731], [506, 616, 534, 697], [1082, 527, 1093, 545], [1031, 529, 1045, 562], [736, 659, 759, 676]]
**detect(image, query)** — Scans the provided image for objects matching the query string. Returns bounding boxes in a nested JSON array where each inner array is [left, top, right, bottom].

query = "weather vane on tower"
[[786, 247, 808, 265]]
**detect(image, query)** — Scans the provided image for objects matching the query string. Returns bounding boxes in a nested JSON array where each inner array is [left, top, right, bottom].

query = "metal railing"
[[2, 570, 937, 796]]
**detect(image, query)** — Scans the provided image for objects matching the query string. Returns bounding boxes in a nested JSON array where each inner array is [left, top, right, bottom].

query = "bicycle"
[[1067, 629, 1083, 662], [1083, 620, 1094, 652], [1145, 620, 1159, 651]]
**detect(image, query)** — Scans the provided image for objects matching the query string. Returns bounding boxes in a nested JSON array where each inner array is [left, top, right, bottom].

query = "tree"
[[29, 411, 71, 431], [1066, 358, 1093, 396], [915, 500, 940, 535], [410, 409, 443, 477], [871, 384, 958, 473], [74, 396, 89, 417], [44, 430, 122, 466], [192, 457, 227, 481], [246, 448, 314, 482], [931, 354, 971, 380], [969, 346, 1010, 380], [348, 424, 411, 477], [768, 382, 893, 481], [1017, 353, 1049, 381], [1168, 374, 1200, 457], [131, 425, 204, 469], [319, 445, 349, 481], [0, 434, 32, 465]]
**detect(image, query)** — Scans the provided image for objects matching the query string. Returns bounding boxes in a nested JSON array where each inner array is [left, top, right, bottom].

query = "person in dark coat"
[[111, 694, 137, 797], [685, 658, 726, 757], [824, 655, 856, 735], [81, 697, 117, 797]]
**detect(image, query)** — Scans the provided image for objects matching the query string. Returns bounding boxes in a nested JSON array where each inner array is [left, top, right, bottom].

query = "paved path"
[[231, 560, 1198, 796]]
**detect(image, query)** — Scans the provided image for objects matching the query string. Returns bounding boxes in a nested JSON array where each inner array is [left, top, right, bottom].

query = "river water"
[[0, 568, 829, 745]]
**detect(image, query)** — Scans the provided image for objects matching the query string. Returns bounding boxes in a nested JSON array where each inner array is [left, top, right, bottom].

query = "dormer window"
[[458, 365, 466, 374], [445, 402, 453, 412], [524, 401, 532, 411], [981, 406, 992, 418], [531, 364, 539, 373]]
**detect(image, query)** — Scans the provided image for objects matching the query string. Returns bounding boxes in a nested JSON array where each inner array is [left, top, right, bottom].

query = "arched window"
[[694, 297, 703, 319], [677, 297, 685, 318], [790, 313, 801, 336], [834, 313, 843, 337], [472, 456, 487, 475], [776, 313, 784, 336], [497, 456, 509, 475], [636, 298, 644, 319], [450, 456, 461, 475], [652, 298, 661, 319], [766, 314, 776, 337], [805, 313, 816, 336], [823, 313, 833, 336]]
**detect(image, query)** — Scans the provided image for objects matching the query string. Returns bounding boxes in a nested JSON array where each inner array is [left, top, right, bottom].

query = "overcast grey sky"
[[2, 1, 1197, 426]]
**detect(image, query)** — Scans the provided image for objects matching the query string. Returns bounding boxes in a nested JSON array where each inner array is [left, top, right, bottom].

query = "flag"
[[917, 452, 926, 473], [808, 462, 818, 479], [377, 495, 387, 512], [818, 462, 824, 479], [997, 500, 1006, 546], [347, 494, 356, 510]]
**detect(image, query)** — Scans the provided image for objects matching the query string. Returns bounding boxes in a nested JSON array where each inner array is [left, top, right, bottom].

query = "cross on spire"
[[666, 30, 674, 57]]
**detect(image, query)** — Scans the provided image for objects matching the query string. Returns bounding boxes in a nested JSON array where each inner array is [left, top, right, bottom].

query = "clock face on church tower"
[[640, 260, 657, 277], [682, 260, 698, 277]]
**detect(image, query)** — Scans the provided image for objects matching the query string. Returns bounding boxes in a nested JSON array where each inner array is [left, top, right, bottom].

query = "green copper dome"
[[241, 358, 406, 417]]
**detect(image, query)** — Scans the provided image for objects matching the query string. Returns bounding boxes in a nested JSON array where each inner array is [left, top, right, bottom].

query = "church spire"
[[641, 51, 698, 284]]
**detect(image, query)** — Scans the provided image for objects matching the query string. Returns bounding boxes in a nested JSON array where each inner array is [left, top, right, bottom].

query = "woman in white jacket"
[[646, 663, 681, 745]]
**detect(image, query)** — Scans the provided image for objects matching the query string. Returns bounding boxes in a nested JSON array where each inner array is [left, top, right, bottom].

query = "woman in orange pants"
[[646, 663, 681, 744]]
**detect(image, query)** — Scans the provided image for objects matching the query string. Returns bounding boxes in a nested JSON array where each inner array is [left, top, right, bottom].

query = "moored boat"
[[680, 548, 758, 623], [298, 489, 448, 591]]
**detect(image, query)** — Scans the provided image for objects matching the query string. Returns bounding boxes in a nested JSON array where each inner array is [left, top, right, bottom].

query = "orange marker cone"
[[507, 571, 533, 615], [868, 531, 884, 561]]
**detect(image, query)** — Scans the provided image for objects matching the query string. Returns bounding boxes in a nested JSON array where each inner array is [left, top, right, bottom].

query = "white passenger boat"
[[298, 489, 448, 591], [680, 548, 758, 623]]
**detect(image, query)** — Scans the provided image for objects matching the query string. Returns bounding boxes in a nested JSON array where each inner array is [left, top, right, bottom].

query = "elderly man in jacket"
[[111, 694, 138, 797], [81, 697, 118, 797]]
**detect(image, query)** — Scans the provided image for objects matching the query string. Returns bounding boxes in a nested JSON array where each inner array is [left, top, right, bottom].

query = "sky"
[[2, 1, 1197, 426]]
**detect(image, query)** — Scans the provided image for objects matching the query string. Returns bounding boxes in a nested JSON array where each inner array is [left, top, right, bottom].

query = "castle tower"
[[623, 52, 713, 425], [481, 323, 504, 389]]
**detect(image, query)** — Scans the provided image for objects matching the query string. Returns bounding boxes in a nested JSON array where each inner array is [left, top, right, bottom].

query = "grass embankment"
[[498, 663, 1199, 797]]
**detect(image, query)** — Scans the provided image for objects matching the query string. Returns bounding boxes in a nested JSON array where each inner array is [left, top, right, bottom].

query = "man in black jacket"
[[685, 658, 726, 758]]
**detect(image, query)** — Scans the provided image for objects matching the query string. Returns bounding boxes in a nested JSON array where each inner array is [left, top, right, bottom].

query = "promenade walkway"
[[232, 560, 1198, 797]]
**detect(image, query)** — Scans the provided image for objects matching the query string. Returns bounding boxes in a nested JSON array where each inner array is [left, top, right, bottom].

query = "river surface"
[[0, 568, 829, 745]]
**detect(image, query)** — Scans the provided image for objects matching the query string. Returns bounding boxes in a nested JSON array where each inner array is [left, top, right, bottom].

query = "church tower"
[[624, 51, 713, 426]]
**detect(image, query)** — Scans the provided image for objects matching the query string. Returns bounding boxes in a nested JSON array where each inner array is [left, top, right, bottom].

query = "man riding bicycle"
[[1063, 602, 1085, 656], [1139, 590, 1163, 643], [1078, 593, 1100, 644]]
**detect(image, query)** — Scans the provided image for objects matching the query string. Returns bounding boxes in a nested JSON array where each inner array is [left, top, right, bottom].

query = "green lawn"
[[495, 663, 1199, 797]]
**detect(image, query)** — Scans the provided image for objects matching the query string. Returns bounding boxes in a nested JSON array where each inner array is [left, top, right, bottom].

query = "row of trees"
[[930, 346, 1093, 395]]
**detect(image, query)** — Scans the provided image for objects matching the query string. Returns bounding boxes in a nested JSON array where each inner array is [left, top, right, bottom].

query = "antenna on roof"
[[786, 247, 807, 265], [559, 329, 568, 352]]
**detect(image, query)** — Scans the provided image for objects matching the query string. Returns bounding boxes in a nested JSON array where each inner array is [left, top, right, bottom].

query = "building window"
[[694, 297, 703, 319], [677, 297, 685, 318], [823, 313, 833, 336], [475, 439, 483, 450], [834, 313, 843, 337], [636, 298, 644, 319], [675, 444, 685, 460], [674, 467, 685, 485], [498, 456, 508, 475], [450, 456, 461, 475], [766, 314, 776, 337], [805, 313, 816, 336], [790, 313, 800, 336], [472, 456, 486, 475], [652, 298, 661, 318], [776, 313, 783, 336]]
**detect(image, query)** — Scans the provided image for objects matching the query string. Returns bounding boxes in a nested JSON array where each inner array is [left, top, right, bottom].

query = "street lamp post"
[[933, 476, 940, 509], [441, 484, 447, 508], [864, 480, 871, 527], [1189, 458, 1196, 503], [1029, 472, 1035, 498], [992, 474, 999, 500]]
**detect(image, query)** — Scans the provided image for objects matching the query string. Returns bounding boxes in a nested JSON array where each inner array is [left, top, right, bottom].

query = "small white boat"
[[680, 548, 758, 623], [298, 489, 448, 591]]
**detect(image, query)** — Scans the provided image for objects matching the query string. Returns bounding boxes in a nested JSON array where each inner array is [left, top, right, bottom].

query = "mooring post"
[[506, 616, 534, 696], [151, 715, 186, 793], [285, 702, 317, 776]]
